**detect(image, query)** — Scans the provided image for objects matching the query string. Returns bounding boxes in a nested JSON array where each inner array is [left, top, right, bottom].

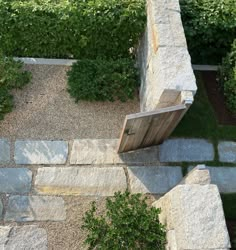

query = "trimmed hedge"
[[0, 0, 146, 59], [0, 53, 31, 120], [67, 58, 138, 102], [219, 40, 236, 114], [180, 0, 236, 64]]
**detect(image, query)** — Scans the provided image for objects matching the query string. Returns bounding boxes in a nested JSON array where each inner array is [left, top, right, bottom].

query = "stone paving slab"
[[35, 167, 127, 196], [159, 139, 214, 162], [0, 199, 2, 219], [0, 168, 32, 194], [5, 195, 66, 222], [218, 141, 236, 163], [70, 139, 159, 165], [0, 139, 10, 164], [0, 225, 47, 250], [127, 166, 182, 194], [188, 166, 236, 193], [14, 140, 68, 164]]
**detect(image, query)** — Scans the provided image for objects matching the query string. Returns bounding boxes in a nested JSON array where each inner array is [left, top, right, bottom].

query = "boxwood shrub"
[[0, 0, 146, 59], [180, 0, 236, 64], [67, 58, 138, 102], [219, 40, 236, 114]]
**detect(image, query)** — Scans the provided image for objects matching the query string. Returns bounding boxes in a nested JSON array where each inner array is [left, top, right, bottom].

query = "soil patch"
[[226, 220, 236, 250], [201, 71, 236, 126]]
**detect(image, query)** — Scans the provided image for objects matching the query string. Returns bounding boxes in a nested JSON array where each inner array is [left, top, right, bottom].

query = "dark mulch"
[[202, 71, 236, 126], [226, 220, 236, 249]]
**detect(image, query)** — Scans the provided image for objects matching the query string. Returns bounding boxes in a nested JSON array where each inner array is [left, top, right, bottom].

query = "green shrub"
[[180, 0, 236, 64], [0, 0, 146, 59], [219, 40, 236, 114], [82, 191, 166, 250], [67, 58, 138, 102], [0, 53, 31, 119]]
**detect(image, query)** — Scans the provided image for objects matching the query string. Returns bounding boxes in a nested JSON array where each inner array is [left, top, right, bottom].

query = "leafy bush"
[[0, 0, 146, 59], [0, 53, 31, 119], [219, 40, 236, 114], [67, 58, 138, 102], [82, 191, 166, 250], [180, 0, 236, 64]]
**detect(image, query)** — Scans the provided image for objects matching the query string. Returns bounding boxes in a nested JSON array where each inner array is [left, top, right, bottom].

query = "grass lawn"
[[172, 71, 236, 141]]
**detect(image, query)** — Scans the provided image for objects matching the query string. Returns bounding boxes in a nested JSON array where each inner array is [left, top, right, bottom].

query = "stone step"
[[5, 195, 66, 222], [0, 139, 10, 164], [218, 141, 236, 163], [160, 139, 214, 162]]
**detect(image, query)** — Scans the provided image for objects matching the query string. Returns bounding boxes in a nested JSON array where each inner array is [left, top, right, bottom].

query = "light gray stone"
[[14, 140, 68, 164], [0, 225, 47, 250], [5, 195, 66, 222], [70, 139, 159, 165], [154, 185, 231, 249], [0, 139, 10, 164], [218, 141, 236, 163], [160, 139, 214, 162], [0, 168, 32, 194], [35, 167, 127, 196], [127, 166, 182, 194], [0, 199, 3, 219]]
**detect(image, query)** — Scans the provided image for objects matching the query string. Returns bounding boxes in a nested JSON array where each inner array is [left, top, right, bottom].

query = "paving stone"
[[0, 199, 3, 219], [218, 141, 236, 163], [35, 167, 127, 196], [0, 168, 32, 194], [0, 225, 47, 250], [160, 139, 214, 162], [0, 139, 10, 164], [14, 140, 68, 164], [70, 139, 159, 165], [5, 195, 66, 222], [127, 166, 182, 194], [188, 166, 236, 193]]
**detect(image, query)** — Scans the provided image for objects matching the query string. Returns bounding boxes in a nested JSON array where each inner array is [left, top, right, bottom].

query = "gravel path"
[[0, 65, 139, 140]]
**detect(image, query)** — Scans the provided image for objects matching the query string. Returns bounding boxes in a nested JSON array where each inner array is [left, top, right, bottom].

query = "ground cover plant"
[[219, 40, 236, 114], [180, 0, 236, 64], [0, 52, 31, 120], [82, 191, 166, 250]]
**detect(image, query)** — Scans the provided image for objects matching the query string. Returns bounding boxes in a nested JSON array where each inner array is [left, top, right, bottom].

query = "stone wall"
[[153, 165, 231, 250], [138, 0, 197, 112]]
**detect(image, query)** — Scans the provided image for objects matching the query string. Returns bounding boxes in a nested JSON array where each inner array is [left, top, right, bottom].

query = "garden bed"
[[202, 71, 236, 126], [0, 64, 139, 140]]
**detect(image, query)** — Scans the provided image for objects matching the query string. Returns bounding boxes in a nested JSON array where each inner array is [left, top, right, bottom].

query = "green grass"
[[172, 72, 236, 141]]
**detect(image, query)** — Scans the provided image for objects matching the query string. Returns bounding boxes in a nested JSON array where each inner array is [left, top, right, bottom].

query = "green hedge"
[[180, 0, 236, 64], [219, 40, 236, 114], [0, 52, 31, 120], [67, 58, 138, 102], [0, 0, 146, 59]]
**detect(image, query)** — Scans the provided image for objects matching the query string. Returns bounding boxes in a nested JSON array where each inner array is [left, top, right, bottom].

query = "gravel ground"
[[0, 64, 140, 141]]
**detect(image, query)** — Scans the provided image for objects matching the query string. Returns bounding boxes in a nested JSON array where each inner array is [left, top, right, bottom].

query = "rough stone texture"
[[5, 195, 66, 222], [0, 168, 32, 194], [0, 139, 10, 164], [0, 225, 47, 250], [181, 165, 211, 185], [166, 230, 177, 250], [159, 139, 214, 162], [0, 199, 3, 219], [14, 140, 68, 164], [189, 166, 236, 193], [153, 185, 231, 249], [70, 139, 159, 165], [35, 167, 127, 196], [218, 141, 236, 163], [127, 166, 182, 194]]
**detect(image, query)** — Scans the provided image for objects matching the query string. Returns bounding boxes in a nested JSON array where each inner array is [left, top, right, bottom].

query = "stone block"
[[0, 168, 32, 194], [160, 139, 214, 162], [35, 167, 127, 196], [127, 166, 182, 194], [70, 139, 159, 165], [0, 139, 10, 164], [14, 140, 68, 164], [0, 199, 3, 219], [218, 141, 236, 163], [5, 195, 66, 222]]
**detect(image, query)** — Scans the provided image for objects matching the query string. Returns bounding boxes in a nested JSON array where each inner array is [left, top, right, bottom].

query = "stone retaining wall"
[[138, 0, 197, 111], [153, 165, 231, 250]]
